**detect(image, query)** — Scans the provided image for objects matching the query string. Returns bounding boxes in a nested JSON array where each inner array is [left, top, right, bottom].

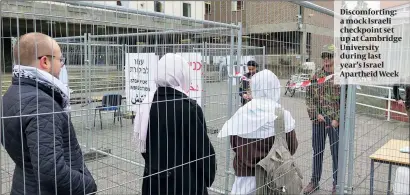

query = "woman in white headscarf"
[[218, 69, 298, 195], [134, 53, 216, 195]]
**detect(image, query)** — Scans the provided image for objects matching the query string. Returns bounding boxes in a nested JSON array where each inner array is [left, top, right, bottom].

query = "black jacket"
[[239, 72, 253, 105], [1, 77, 97, 195], [141, 87, 217, 195]]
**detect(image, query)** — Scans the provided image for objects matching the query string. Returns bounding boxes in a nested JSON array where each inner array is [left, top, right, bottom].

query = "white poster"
[[177, 52, 203, 107], [224, 56, 256, 85], [125, 53, 158, 111], [213, 56, 227, 66], [59, 66, 70, 94], [59, 66, 72, 110], [233, 65, 247, 86], [226, 55, 244, 86], [241, 56, 256, 66]]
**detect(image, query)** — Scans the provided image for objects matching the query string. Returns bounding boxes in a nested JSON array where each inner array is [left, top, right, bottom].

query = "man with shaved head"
[[1, 32, 97, 195]]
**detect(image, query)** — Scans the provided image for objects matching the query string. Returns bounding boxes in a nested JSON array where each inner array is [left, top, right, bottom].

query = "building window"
[[237, 1, 244, 10], [306, 32, 312, 58], [232, 1, 244, 11], [116, 1, 122, 6], [183, 3, 191, 17], [154, 1, 164, 12], [205, 2, 211, 14]]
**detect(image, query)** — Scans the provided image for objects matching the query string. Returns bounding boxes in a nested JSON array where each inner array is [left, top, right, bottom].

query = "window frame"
[[232, 1, 244, 11], [183, 3, 191, 17], [205, 2, 211, 15], [154, 1, 164, 13]]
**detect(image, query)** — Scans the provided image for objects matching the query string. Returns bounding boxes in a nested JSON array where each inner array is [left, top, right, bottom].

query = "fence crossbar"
[[54, 0, 240, 29]]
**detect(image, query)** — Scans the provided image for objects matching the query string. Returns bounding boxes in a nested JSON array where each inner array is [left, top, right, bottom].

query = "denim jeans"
[[311, 122, 339, 186]]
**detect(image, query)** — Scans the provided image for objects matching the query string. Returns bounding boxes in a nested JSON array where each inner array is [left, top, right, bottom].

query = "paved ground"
[[1, 80, 409, 195]]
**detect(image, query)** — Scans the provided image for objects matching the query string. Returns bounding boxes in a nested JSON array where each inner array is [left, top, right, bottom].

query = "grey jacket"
[[1, 77, 97, 195]]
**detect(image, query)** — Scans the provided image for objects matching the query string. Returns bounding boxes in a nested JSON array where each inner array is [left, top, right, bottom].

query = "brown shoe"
[[303, 182, 319, 194]]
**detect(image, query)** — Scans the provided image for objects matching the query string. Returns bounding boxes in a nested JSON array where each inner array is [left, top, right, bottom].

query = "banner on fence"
[[224, 56, 256, 86], [125, 53, 158, 111], [177, 52, 203, 107], [227, 65, 246, 86], [213, 56, 227, 66]]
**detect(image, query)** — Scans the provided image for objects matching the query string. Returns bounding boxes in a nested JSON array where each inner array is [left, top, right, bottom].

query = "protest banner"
[[177, 52, 203, 107], [125, 53, 158, 111]]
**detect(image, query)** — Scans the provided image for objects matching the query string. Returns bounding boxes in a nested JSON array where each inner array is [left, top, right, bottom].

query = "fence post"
[[236, 22, 242, 112], [224, 26, 237, 195], [262, 46, 266, 70], [105, 41, 109, 67], [298, 5, 306, 65], [337, 84, 348, 195], [85, 33, 92, 151], [202, 42, 207, 108], [236, 22, 243, 69], [387, 88, 391, 121], [346, 85, 357, 194], [0, 1, 3, 193], [121, 44, 126, 110]]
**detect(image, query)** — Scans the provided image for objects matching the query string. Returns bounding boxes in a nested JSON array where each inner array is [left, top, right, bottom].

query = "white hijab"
[[134, 53, 191, 153], [59, 65, 73, 110], [59, 65, 69, 89], [218, 69, 287, 139]]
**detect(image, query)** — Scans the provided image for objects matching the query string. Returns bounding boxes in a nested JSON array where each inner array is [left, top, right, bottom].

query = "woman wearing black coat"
[[133, 53, 217, 195]]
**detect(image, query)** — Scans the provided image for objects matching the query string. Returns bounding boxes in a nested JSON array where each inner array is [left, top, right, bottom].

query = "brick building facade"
[[205, 1, 335, 76]]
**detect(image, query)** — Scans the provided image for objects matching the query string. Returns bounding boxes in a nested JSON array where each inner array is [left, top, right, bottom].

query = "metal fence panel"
[[0, 1, 240, 194], [1, 1, 409, 195]]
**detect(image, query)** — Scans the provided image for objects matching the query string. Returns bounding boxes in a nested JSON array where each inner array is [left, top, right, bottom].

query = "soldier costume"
[[393, 84, 410, 118], [304, 44, 343, 195]]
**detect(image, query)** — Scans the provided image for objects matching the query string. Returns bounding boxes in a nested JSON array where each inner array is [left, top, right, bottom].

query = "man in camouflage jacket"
[[304, 44, 341, 195], [393, 84, 410, 118]]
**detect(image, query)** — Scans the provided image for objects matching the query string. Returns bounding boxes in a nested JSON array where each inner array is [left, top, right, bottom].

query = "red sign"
[[188, 62, 202, 71], [190, 85, 199, 91]]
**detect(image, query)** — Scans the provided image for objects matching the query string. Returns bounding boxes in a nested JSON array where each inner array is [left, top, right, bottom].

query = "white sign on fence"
[[213, 56, 227, 66], [125, 53, 158, 111], [230, 65, 247, 86], [241, 56, 256, 67], [177, 52, 203, 107], [226, 55, 244, 86]]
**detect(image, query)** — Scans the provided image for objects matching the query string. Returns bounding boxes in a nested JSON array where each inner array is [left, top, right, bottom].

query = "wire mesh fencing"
[[1, 1, 409, 195], [344, 3, 410, 194], [0, 1, 239, 194]]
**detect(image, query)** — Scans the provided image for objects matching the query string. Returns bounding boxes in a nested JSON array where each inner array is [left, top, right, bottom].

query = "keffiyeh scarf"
[[12, 65, 71, 112]]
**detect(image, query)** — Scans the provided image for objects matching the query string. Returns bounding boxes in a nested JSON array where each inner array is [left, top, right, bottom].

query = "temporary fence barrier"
[[1, 1, 409, 195], [0, 1, 241, 194]]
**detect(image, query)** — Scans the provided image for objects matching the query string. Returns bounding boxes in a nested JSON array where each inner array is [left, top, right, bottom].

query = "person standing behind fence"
[[1, 32, 97, 195], [239, 60, 259, 106], [134, 53, 217, 195], [393, 84, 410, 118], [304, 44, 341, 195], [219, 69, 298, 195]]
